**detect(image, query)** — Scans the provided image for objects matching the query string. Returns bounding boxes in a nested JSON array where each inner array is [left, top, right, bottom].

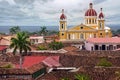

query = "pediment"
[[68, 24, 96, 31]]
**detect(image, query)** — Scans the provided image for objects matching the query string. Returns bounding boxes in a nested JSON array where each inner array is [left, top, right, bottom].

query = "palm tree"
[[9, 26, 21, 35], [74, 74, 90, 80], [10, 32, 31, 69], [39, 26, 48, 36]]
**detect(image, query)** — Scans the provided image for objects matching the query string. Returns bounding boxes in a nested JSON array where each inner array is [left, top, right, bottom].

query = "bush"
[[97, 58, 112, 67], [0, 63, 14, 68], [61, 78, 69, 80], [49, 41, 64, 50], [74, 74, 90, 80], [37, 45, 47, 50]]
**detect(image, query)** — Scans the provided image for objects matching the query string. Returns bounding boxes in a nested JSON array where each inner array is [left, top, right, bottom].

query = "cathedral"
[[59, 3, 112, 41]]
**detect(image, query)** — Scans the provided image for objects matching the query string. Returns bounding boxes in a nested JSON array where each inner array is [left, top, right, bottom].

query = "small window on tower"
[[62, 33, 64, 36], [61, 24, 64, 29], [100, 33, 102, 35]]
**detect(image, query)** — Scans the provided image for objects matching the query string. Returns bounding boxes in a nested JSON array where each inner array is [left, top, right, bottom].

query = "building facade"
[[59, 3, 112, 41], [85, 37, 120, 51]]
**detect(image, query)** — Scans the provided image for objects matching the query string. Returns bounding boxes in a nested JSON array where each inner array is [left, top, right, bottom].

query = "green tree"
[[10, 32, 31, 69], [97, 58, 112, 67], [39, 26, 48, 36], [49, 41, 63, 50], [74, 74, 90, 80], [61, 78, 70, 80], [9, 26, 21, 34]]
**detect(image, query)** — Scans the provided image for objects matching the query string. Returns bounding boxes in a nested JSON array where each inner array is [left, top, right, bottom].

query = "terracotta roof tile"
[[86, 37, 120, 43]]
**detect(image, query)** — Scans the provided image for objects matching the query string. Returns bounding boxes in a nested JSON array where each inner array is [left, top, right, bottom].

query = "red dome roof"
[[60, 9, 66, 20], [85, 9, 97, 16], [85, 3, 97, 16], [60, 14, 66, 20], [99, 12, 104, 18], [99, 8, 104, 19]]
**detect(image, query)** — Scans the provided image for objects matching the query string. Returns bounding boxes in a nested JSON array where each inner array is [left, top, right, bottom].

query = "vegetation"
[[39, 26, 48, 36], [61, 78, 70, 80], [37, 45, 47, 50], [74, 74, 90, 80], [49, 41, 63, 50], [10, 32, 31, 69], [0, 63, 14, 68], [9, 26, 21, 34], [112, 29, 120, 36], [97, 58, 112, 67]]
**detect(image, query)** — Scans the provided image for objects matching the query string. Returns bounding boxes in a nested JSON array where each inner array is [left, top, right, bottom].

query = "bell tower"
[[98, 8, 105, 30], [59, 9, 67, 31], [59, 9, 67, 41]]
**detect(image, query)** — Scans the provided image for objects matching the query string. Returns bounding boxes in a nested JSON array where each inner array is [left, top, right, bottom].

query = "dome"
[[60, 9, 66, 20], [85, 3, 97, 16], [99, 8, 104, 19]]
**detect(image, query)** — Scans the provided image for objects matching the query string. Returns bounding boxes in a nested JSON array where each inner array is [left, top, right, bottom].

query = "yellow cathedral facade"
[[59, 3, 112, 41]]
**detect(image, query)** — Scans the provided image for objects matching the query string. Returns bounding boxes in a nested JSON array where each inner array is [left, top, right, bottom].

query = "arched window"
[[68, 34, 70, 39], [99, 22, 102, 29], [80, 34, 84, 39], [61, 24, 64, 29], [89, 19, 91, 24], [92, 19, 94, 24]]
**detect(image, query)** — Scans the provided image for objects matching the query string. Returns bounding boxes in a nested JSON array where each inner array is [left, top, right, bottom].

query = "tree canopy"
[[9, 26, 21, 34]]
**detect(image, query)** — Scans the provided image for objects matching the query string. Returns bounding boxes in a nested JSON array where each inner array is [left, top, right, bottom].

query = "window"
[[89, 19, 91, 24], [80, 34, 84, 39], [99, 22, 102, 29], [62, 33, 64, 36], [94, 34, 96, 38], [100, 33, 102, 35], [81, 27, 83, 29], [92, 19, 94, 24], [61, 24, 64, 29]]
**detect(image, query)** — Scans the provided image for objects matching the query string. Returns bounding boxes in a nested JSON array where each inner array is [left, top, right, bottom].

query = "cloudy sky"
[[0, 0, 120, 26]]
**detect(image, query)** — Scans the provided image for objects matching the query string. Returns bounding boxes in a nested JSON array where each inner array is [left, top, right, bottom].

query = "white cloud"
[[6, 0, 16, 5], [0, 0, 120, 26]]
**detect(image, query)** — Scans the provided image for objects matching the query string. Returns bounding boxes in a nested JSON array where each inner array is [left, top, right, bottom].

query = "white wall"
[[85, 41, 94, 51]]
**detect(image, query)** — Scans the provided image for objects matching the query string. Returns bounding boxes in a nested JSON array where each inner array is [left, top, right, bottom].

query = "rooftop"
[[86, 37, 120, 44]]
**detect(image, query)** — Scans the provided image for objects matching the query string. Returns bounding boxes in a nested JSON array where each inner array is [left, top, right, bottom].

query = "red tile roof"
[[16, 56, 60, 68], [86, 37, 120, 44], [16, 56, 47, 68], [0, 46, 7, 51], [42, 56, 61, 67]]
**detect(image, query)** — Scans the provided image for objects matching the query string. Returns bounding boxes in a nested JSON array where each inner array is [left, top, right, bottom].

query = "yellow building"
[[59, 3, 112, 41]]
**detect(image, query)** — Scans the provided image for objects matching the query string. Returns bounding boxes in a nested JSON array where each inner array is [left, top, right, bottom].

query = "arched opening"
[[102, 45, 106, 50], [95, 45, 99, 50], [61, 24, 64, 29], [99, 22, 102, 29], [80, 34, 84, 39], [68, 34, 70, 39]]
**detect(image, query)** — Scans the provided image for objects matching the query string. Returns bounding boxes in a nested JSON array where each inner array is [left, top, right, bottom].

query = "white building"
[[29, 36, 44, 44], [85, 37, 120, 51]]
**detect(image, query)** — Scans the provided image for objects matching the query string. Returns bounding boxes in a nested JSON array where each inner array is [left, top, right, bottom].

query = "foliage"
[[0, 63, 14, 68], [97, 58, 112, 67], [37, 45, 47, 50], [9, 26, 21, 34], [49, 41, 63, 50], [47, 30, 59, 36], [61, 78, 70, 80], [10, 32, 31, 69], [74, 74, 90, 80], [112, 29, 120, 36], [10, 32, 31, 55], [39, 26, 48, 36]]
